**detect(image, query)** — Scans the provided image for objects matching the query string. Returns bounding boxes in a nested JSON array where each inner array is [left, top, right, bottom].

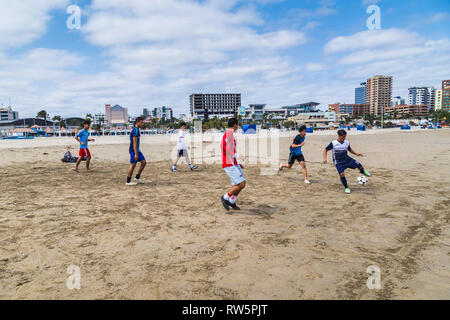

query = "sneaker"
[[304, 180, 311, 184], [345, 188, 351, 194], [134, 178, 145, 184], [363, 171, 372, 177], [126, 182, 137, 186], [221, 196, 230, 211], [172, 168, 179, 172], [278, 164, 283, 172], [190, 165, 198, 171], [230, 203, 241, 211]]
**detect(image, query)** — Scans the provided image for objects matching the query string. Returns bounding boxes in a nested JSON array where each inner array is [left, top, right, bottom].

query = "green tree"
[[37, 110, 47, 119]]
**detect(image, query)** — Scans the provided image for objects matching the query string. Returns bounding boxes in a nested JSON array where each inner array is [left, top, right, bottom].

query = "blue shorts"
[[335, 157, 361, 174], [224, 165, 245, 186], [130, 151, 146, 164]]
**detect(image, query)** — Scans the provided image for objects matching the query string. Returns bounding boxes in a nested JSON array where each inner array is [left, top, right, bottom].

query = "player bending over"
[[74, 120, 95, 172], [172, 122, 198, 172], [279, 125, 310, 184], [221, 118, 245, 212], [126, 117, 147, 186], [323, 129, 371, 194]]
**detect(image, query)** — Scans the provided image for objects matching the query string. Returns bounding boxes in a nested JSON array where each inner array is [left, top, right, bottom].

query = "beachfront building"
[[355, 82, 367, 104], [367, 75, 393, 116], [247, 104, 266, 121], [288, 111, 337, 127], [153, 106, 173, 121], [442, 80, 450, 111], [105, 104, 129, 126], [392, 96, 405, 107], [328, 103, 370, 118], [408, 87, 436, 110], [92, 113, 105, 126], [0, 106, 19, 121], [384, 105, 429, 118], [190, 93, 241, 119]]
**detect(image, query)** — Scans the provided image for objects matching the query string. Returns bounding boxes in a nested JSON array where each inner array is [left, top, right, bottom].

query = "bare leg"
[[184, 151, 191, 165], [228, 181, 246, 197], [86, 156, 91, 171], [137, 160, 147, 176], [300, 161, 308, 181], [280, 163, 293, 169], [127, 163, 136, 179], [173, 156, 181, 167], [74, 157, 82, 172]]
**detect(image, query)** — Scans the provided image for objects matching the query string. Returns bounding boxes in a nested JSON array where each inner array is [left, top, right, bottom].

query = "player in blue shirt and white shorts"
[[323, 130, 371, 194]]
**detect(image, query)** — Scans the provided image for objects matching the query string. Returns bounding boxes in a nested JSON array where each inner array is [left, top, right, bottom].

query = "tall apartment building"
[[435, 90, 442, 111], [328, 103, 370, 117], [153, 106, 173, 121], [0, 106, 19, 121], [442, 80, 450, 111], [143, 108, 150, 118], [105, 104, 129, 126], [408, 87, 436, 110], [392, 96, 405, 107], [190, 93, 241, 119], [366, 75, 393, 116], [355, 82, 367, 104]]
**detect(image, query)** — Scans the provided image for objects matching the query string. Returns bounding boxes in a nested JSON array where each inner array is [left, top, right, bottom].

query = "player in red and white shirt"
[[221, 118, 246, 211]]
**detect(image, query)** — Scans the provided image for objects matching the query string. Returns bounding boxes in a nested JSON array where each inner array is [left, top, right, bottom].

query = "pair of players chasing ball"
[[220, 120, 372, 211]]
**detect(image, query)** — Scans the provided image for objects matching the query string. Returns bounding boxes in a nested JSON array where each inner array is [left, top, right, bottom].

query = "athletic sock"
[[340, 177, 349, 188], [172, 165, 176, 170], [224, 193, 231, 201], [359, 167, 365, 174], [127, 177, 131, 183], [229, 195, 237, 204], [189, 163, 193, 168], [135, 174, 141, 180]]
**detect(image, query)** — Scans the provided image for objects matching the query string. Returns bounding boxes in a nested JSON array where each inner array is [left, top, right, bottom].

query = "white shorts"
[[224, 165, 245, 186]]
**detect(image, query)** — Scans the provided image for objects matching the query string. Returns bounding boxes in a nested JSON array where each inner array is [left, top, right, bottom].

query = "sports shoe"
[[221, 196, 230, 211], [172, 168, 179, 172], [190, 165, 198, 171], [345, 188, 351, 194], [134, 178, 145, 184], [363, 171, 371, 177], [230, 203, 241, 211], [304, 180, 311, 184], [278, 164, 283, 172], [126, 182, 137, 186]]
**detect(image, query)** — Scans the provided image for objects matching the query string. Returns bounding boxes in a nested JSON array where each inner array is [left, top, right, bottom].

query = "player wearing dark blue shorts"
[[323, 130, 371, 194], [126, 117, 147, 186], [279, 125, 310, 184]]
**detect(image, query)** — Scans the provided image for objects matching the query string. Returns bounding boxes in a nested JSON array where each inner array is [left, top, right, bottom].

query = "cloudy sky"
[[0, 0, 449, 118]]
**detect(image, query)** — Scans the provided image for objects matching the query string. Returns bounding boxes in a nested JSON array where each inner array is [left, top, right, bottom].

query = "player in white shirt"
[[172, 122, 198, 172]]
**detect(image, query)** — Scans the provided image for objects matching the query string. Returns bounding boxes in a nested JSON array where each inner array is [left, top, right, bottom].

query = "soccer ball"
[[358, 176, 368, 185]]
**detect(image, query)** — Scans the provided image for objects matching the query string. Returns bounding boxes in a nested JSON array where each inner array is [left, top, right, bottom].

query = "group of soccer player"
[[74, 117, 371, 211]]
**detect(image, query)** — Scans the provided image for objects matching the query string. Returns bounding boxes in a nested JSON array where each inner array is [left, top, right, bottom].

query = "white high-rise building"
[[408, 87, 436, 110], [392, 96, 405, 107]]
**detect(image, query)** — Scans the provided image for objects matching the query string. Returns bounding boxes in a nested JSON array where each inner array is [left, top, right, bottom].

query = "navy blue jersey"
[[129, 127, 141, 154], [326, 140, 351, 164]]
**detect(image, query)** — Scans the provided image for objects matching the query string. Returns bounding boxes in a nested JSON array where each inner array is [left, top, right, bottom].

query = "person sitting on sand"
[[323, 129, 371, 194], [278, 125, 311, 184], [74, 121, 95, 172], [221, 118, 245, 212], [172, 121, 198, 172], [126, 117, 147, 186]]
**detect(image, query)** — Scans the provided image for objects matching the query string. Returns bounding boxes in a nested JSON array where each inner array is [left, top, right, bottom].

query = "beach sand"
[[0, 129, 449, 299]]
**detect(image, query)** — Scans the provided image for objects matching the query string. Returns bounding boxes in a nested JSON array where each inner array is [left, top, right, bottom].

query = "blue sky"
[[0, 0, 449, 118]]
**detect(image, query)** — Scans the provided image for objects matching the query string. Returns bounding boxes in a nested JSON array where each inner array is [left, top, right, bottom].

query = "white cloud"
[[305, 63, 328, 72], [0, 0, 69, 49]]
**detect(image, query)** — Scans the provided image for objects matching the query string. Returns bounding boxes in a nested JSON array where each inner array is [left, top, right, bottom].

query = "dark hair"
[[83, 120, 91, 126], [179, 121, 186, 127], [228, 118, 238, 128], [338, 129, 347, 136], [135, 117, 144, 124], [299, 125, 307, 132]]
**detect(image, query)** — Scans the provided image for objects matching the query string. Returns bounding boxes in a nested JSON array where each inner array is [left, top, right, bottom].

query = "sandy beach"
[[0, 129, 449, 299]]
